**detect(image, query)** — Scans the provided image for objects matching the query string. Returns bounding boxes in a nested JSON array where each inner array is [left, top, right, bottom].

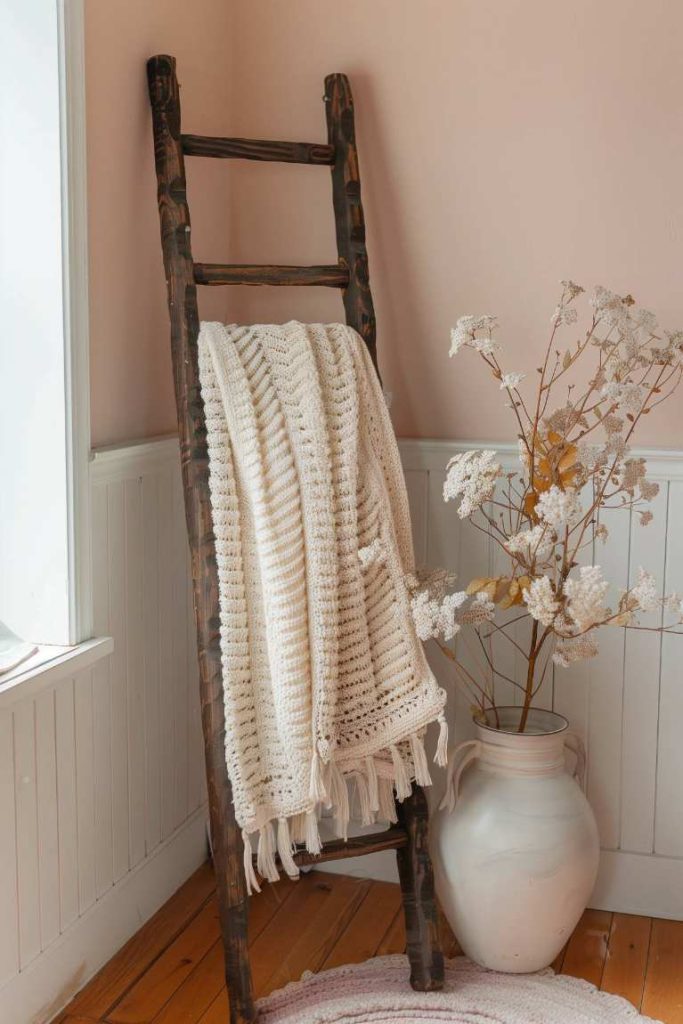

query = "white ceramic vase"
[[432, 707, 599, 973]]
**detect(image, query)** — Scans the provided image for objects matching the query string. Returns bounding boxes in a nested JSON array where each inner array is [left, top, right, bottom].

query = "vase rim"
[[475, 706, 569, 736]]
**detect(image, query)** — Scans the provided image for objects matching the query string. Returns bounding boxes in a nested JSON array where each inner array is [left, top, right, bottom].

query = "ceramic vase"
[[432, 707, 599, 973]]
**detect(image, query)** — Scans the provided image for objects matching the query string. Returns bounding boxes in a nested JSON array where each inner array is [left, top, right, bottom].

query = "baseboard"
[[0, 807, 209, 1024], [591, 849, 683, 920]]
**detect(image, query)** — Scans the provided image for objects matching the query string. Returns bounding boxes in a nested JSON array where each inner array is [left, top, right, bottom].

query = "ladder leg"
[[396, 786, 445, 991], [147, 54, 256, 1024]]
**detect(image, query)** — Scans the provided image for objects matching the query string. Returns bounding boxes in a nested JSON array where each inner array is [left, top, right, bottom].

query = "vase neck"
[[474, 725, 566, 778]]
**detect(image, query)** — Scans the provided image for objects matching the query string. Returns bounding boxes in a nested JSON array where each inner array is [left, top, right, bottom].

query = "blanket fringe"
[[256, 821, 280, 883], [410, 732, 433, 788], [435, 713, 449, 768], [242, 829, 261, 895], [365, 755, 380, 813], [390, 744, 412, 801], [328, 760, 350, 840], [355, 772, 374, 827], [245, 730, 441, 889], [309, 749, 329, 805], [378, 775, 399, 823]]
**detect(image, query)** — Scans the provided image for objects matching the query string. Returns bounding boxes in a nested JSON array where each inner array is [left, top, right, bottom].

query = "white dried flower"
[[561, 280, 584, 300], [506, 524, 554, 564], [443, 450, 501, 519], [564, 565, 610, 631], [594, 523, 609, 544], [553, 633, 599, 667], [601, 381, 647, 416], [632, 568, 660, 613], [639, 510, 654, 527], [664, 593, 683, 620], [551, 305, 578, 326], [500, 372, 526, 390], [523, 576, 559, 627], [460, 591, 496, 625], [450, 315, 499, 357], [410, 589, 467, 642], [536, 485, 583, 530]]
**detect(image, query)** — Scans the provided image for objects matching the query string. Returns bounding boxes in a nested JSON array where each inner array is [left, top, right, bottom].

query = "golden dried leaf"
[[466, 577, 494, 595]]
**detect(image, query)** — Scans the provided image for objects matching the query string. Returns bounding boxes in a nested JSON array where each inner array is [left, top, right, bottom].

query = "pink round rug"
[[257, 956, 661, 1023]]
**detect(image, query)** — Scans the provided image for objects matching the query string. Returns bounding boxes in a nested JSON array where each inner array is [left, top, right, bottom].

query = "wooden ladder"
[[147, 55, 444, 1024]]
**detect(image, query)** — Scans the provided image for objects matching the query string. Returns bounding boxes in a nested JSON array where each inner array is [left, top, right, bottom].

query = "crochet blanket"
[[198, 321, 447, 891]]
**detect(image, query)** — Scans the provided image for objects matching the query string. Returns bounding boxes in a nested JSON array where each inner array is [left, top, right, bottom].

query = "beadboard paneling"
[[0, 441, 208, 1024], [400, 439, 683, 918]]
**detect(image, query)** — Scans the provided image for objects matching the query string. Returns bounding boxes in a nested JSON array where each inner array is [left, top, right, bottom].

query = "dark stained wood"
[[182, 134, 335, 164], [325, 74, 377, 368], [395, 785, 444, 991], [147, 55, 443, 1020], [146, 54, 256, 1024], [193, 263, 349, 288], [289, 827, 408, 868]]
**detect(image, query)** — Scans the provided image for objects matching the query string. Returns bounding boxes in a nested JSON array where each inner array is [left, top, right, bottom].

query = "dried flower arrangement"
[[410, 283, 683, 732]]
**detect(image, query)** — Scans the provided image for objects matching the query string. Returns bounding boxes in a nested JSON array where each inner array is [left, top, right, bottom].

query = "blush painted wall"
[[85, 0, 234, 446], [87, 0, 683, 447]]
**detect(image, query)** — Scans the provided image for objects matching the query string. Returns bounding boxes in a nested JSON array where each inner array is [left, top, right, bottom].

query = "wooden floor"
[[55, 861, 683, 1024]]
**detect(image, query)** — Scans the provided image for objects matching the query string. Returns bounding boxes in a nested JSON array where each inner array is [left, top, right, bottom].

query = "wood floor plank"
[[551, 941, 569, 974], [254, 871, 371, 997], [375, 908, 406, 956], [322, 881, 402, 970], [66, 862, 216, 1020], [601, 913, 652, 1009], [560, 909, 612, 987], [642, 919, 683, 1024], [107, 898, 221, 1022], [146, 878, 296, 1024]]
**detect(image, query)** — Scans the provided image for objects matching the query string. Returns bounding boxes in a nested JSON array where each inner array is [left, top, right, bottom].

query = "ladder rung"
[[182, 134, 335, 165], [254, 826, 408, 871], [194, 263, 349, 288]]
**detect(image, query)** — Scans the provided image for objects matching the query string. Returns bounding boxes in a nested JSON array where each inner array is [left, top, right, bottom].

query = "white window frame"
[[60, 0, 92, 643], [0, 0, 91, 648]]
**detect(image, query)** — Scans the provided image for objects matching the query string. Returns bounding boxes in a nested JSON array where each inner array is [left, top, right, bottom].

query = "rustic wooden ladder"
[[147, 55, 444, 1024]]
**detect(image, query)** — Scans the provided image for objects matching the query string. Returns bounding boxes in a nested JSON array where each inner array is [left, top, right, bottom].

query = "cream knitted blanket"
[[198, 321, 447, 892]]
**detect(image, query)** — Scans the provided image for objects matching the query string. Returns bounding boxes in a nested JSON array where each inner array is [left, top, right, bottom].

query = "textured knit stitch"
[[198, 321, 447, 889], [256, 955, 663, 1023]]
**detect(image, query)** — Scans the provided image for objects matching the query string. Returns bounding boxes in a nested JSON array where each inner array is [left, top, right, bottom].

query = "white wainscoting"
[[400, 439, 683, 919], [3, 433, 680, 1023], [0, 439, 207, 1024]]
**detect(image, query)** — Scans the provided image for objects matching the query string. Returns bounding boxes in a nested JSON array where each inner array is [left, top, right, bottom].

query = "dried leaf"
[[563, 350, 572, 370]]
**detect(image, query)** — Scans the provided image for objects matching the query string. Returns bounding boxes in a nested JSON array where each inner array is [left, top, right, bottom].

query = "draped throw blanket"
[[198, 321, 447, 892]]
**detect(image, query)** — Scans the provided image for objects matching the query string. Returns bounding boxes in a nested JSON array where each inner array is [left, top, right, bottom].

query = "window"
[[0, 0, 90, 651]]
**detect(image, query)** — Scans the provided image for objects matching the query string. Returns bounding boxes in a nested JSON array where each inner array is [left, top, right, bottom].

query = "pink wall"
[[86, 0, 234, 446], [88, 0, 683, 446]]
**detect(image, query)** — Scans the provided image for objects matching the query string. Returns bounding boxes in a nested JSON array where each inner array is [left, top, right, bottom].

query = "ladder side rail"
[[146, 54, 257, 1024]]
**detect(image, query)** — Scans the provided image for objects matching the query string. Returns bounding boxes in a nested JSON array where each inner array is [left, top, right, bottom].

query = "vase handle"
[[564, 730, 586, 790], [439, 739, 481, 813]]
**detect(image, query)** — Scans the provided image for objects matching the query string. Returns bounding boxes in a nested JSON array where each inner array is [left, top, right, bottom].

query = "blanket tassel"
[[242, 829, 261, 895], [355, 771, 374, 826], [435, 713, 449, 768], [328, 760, 350, 840], [390, 744, 412, 801], [277, 817, 300, 880], [378, 775, 398, 823], [256, 822, 280, 884], [365, 755, 380, 813], [309, 749, 329, 806], [410, 732, 433, 787], [305, 809, 322, 855]]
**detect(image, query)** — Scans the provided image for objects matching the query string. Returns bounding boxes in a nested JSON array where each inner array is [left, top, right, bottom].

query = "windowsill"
[[0, 636, 113, 707]]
